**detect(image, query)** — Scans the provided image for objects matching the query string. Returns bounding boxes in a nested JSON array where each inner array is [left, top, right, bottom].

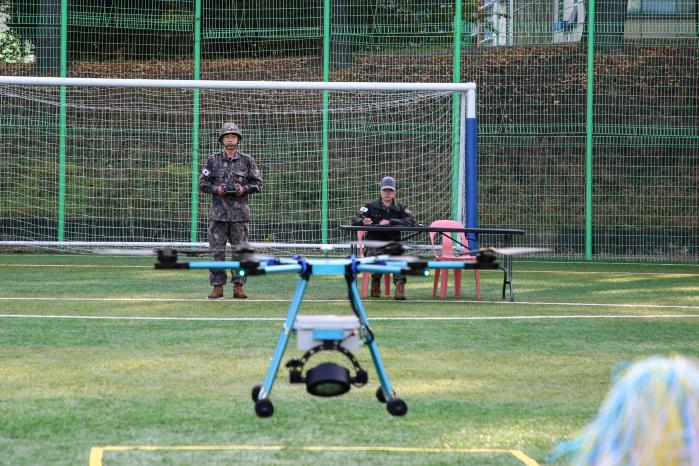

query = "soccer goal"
[[0, 77, 477, 252]]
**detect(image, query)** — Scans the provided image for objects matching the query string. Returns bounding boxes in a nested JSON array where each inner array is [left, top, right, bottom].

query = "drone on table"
[[152, 242, 546, 418]]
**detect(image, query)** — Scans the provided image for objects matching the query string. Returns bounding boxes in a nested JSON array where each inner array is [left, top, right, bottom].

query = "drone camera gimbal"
[[285, 315, 369, 398]]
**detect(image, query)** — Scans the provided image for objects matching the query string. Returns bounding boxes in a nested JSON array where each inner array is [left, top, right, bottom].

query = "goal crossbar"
[[0, 76, 475, 93]]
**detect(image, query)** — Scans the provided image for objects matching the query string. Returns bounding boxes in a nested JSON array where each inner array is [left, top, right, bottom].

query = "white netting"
[[0, 81, 469, 247]]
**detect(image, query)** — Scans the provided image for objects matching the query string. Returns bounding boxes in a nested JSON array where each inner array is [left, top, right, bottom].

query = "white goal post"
[[0, 77, 477, 251]]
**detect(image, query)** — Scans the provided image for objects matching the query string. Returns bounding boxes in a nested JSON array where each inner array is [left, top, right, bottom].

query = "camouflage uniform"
[[199, 150, 262, 286], [351, 198, 416, 284]]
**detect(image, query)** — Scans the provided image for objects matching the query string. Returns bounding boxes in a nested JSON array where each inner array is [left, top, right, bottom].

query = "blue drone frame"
[[155, 248, 498, 417]]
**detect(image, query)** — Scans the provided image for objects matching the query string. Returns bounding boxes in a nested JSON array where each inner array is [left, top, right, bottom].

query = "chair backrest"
[[428, 219, 467, 257]]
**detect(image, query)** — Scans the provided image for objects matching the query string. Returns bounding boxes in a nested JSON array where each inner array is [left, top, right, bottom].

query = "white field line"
[[2, 314, 699, 322], [1, 296, 699, 310]]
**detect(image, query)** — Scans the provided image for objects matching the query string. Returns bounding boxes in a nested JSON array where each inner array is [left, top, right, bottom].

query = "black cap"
[[379, 176, 396, 191]]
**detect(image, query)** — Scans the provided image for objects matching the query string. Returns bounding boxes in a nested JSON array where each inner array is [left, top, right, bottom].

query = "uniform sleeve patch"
[[405, 208, 412, 214], [359, 206, 368, 213], [202, 168, 210, 177]]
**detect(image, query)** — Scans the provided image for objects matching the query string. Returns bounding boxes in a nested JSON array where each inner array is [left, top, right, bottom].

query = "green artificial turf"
[[1, 254, 698, 465]]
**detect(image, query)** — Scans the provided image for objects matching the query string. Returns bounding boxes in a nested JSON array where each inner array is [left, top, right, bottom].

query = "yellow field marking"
[[89, 444, 540, 465]]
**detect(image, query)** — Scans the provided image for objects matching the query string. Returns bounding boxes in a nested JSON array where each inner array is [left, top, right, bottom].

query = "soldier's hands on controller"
[[233, 183, 246, 197]]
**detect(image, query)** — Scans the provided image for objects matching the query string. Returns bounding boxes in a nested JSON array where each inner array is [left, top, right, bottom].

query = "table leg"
[[502, 234, 515, 302]]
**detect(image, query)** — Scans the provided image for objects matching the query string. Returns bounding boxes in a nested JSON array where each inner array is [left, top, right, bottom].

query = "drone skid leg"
[[253, 258, 408, 417], [253, 276, 310, 418], [347, 278, 408, 417]]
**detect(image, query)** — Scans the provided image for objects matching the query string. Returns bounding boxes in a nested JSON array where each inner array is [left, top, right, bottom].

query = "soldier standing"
[[199, 122, 263, 299], [351, 176, 416, 300]]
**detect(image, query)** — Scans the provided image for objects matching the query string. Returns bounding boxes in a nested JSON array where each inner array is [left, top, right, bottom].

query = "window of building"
[[627, 0, 695, 15]]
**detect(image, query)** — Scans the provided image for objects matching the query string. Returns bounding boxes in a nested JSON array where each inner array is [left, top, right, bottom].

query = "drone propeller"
[[478, 247, 550, 256], [228, 246, 280, 272], [372, 242, 408, 256], [352, 239, 433, 251], [229, 246, 277, 263], [94, 248, 158, 256], [352, 240, 549, 257], [153, 246, 281, 273], [367, 246, 548, 272], [94, 248, 209, 257]]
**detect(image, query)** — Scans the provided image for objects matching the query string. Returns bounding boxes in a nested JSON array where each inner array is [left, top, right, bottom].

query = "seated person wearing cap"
[[351, 176, 417, 300]]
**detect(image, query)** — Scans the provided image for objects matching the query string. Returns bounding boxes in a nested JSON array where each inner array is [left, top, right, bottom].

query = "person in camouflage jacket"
[[199, 122, 263, 299], [351, 176, 416, 300]]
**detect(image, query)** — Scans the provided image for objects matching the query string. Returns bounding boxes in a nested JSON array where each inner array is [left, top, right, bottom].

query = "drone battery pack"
[[294, 315, 362, 352]]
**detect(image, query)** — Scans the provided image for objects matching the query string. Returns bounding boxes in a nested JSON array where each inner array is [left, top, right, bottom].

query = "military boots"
[[233, 283, 247, 299], [394, 282, 406, 301], [370, 277, 381, 298], [208, 285, 224, 300]]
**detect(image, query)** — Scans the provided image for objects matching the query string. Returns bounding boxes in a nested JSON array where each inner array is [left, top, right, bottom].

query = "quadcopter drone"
[[153, 242, 545, 418]]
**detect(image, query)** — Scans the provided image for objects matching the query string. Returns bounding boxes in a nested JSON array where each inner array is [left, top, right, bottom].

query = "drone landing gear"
[[375, 387, 408, 416], [252, 259, 407, 417], [252, 385, 274, 417]]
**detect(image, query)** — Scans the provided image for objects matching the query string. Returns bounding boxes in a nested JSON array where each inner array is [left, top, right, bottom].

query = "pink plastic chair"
[[429, 219, 481, 299], [357, 230, 391, 298]]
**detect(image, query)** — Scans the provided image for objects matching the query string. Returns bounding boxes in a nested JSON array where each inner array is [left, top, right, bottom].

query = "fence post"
[[58, 0, 68, 241], [321, 0, 331, 244], [585, 0, 596, 260], [191, 0, 202, 243], [452, 0, 463, 220]]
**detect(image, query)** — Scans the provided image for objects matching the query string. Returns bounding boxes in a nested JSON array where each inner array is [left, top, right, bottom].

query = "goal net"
[[0, 78, 476, 252]]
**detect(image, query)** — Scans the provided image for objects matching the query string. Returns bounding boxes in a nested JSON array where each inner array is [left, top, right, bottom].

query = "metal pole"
[[191, 0, 202, 243], [457, 93, 466, 225], [465, 88, 479, 250], [57, 0, 68, 241], [451, 0, 463, 219], [321, 0, 331, 244], [0, 77, 476, 92], [585, 0, 596, 260]]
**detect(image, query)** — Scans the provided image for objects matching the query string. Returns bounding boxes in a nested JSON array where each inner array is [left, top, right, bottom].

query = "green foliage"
[[0, 27, 33, 64]]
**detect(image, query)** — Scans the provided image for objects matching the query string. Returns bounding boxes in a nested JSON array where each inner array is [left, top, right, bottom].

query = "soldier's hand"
[[362, 217, 372, 225], [378, 219, 390, 225], [216, 184, 227, 197], [234, 183, 246, 197]]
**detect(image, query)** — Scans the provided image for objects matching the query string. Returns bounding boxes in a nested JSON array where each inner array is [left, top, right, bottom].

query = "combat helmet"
[[218, 122, 243, 143]]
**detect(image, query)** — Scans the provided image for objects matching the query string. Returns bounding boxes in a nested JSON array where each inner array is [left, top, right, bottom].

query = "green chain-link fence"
[[1, 0, 697, 261]]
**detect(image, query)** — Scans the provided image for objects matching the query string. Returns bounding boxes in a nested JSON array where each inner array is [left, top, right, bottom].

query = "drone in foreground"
[[153, 242, 547, 418]]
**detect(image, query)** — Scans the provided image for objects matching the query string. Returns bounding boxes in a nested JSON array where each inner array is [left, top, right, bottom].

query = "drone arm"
[[426, 258, 499, 270], [260, 264, 303, 274], [275, 257, 301, 264], [355, 264, 404, 275], [187, 261, 243, 270], [426, 260, 476, 269], [156, 259, 267, 276]]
